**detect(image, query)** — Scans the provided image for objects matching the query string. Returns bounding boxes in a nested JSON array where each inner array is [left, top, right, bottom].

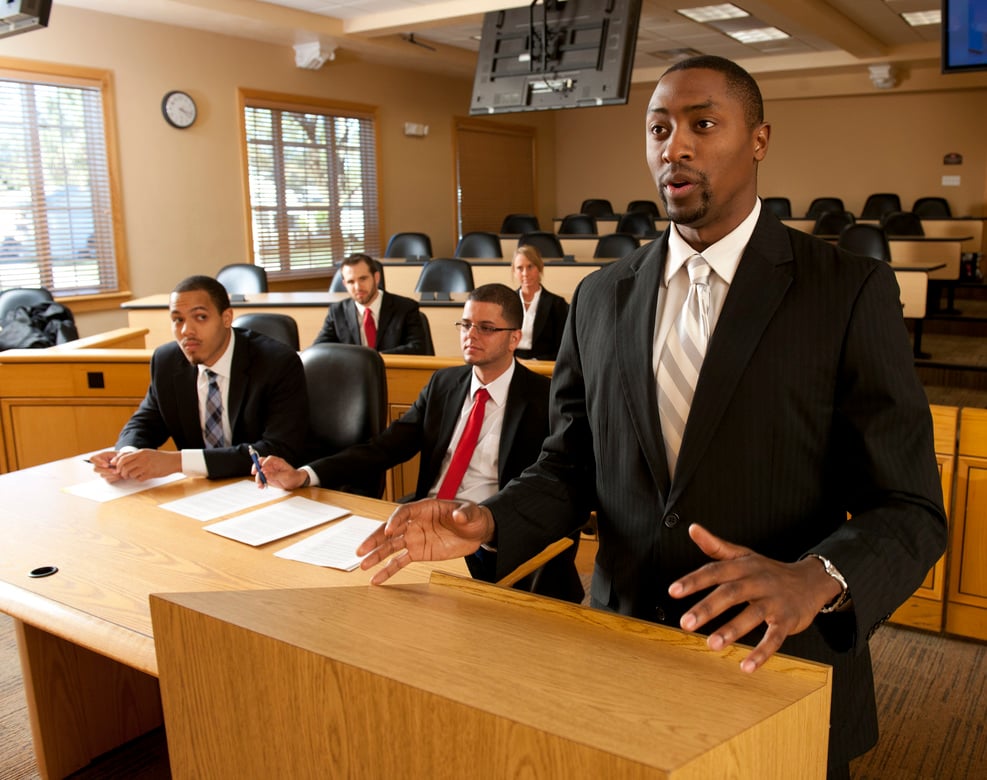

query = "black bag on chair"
[[0, 302, 79, 350]]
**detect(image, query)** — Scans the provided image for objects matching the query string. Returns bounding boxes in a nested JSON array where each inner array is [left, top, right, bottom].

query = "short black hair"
[[468, 283, 523, 329], [662, 55, 764, 130], [173, 275, 231, 313], [340, 253, 376, 273]]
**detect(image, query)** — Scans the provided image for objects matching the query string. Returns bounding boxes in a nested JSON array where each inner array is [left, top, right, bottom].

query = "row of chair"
[[575, 198, 662, 219], [811, 209, 927, 238], [763, 195, 952, 221], [500, 209, 660, 237]]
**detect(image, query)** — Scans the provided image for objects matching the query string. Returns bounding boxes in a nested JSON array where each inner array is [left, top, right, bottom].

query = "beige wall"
[[554, 71, 987, 221], [4, 5, 986, 336], [0, 6, 555, 335]]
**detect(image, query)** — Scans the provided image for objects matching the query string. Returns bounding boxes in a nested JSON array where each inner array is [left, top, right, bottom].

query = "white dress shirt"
[[354, 291, 384, 347], [517, 286, 542, 351], [652, 199, 761, 382], [428, 360, 516, 503]]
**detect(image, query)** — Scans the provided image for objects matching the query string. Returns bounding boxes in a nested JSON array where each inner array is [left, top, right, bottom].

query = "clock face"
[[162, 91, 197, 129]]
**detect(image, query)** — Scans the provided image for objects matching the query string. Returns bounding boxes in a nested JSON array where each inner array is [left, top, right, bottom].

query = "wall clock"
[[161, 90, 197, 129]]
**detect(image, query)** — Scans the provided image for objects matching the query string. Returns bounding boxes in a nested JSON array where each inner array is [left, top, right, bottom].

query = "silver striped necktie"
[[657, 254, 711, 477], [203, 369, 226, 449]]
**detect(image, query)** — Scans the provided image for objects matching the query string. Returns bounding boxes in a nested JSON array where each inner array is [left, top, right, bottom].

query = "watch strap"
[[806, 553, 850, 613]]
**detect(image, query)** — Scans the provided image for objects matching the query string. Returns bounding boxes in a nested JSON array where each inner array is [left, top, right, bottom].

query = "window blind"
[[242, 94, 381, 277], [0, 74, 118, 296]]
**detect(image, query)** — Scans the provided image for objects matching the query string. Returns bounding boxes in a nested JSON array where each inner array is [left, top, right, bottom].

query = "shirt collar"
[[354, 290, 384, 321], [469, 358, 516, 408], [665, 198, 762, 286], [198, 329, 235, 381]]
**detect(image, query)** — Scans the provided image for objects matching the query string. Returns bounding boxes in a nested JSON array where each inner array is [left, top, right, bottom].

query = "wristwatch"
[[807, 554, 850, 613]]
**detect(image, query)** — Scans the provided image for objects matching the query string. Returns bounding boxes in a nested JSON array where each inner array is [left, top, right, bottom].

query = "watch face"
[[162, 91, 197, 129]]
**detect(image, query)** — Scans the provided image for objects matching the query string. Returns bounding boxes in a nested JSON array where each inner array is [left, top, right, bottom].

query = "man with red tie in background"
[[313, 253, 427, 354], [261, 283, 583, 603]]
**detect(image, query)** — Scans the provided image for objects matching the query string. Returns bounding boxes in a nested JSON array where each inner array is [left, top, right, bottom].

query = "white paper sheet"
[[157, 480, 288, 521], [64, 472, 187, 502], [204, 496, 349, 546], [274, 514, 383, 570]]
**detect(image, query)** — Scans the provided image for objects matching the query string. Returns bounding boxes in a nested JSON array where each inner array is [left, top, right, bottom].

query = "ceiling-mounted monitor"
[[469, 0, 643, 115], [0, 0, 52, 40], [942, 0, 987, 73]]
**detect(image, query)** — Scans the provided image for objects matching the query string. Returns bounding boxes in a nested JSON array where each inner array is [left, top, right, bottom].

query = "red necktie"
[[363, 307, 377, 349], [436, 388, 491, 500]]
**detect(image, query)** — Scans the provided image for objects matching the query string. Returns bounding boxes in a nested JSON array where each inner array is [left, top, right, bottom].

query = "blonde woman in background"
[[512, 244, 569, 360]]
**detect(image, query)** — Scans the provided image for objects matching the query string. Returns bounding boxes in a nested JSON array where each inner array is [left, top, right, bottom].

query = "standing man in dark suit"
[[357, 56, 946, 777], [91, 275, 308, 482], [261, 283, 583, 603], [313, 253, 427, 353]]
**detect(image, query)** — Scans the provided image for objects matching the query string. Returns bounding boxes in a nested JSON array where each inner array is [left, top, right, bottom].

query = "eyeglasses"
[[454, 320, 516, 336]]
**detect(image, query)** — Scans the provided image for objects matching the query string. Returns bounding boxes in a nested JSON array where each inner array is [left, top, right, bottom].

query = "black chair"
[[616, 211, 657, 237], [216, 264, 268, 294], [762, 197, 792, 219], [300, 343, 388, 497], [384, 232, 432, 261], [414, 258, 475, 294], [594, 232, 640, 258], [558, 214, 597, 235], [454, 231, 503, 258], [811, 211, 856, 236], [329, 260, 386, 292], [500, 213, 540, 234], [860, 193, 902, 220], [579, 199, 614, 218], [837, 224, 892, 263], [913, 197, 952, 219], [0, 287, 54, 322], [518, 231, 565, 259], [418, 311, 435, 356], [881, 211, 925, 237], [231, 313, 300, 351], [805, 197, 845, 220], [625, 200, 662, 219]]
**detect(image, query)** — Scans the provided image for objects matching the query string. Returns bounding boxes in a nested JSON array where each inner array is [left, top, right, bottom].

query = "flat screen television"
[[469, 0, 642, 115], [942, 0, 987, 73]]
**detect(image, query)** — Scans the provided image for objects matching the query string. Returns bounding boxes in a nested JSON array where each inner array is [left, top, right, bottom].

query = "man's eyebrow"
[[647, 100, 716, 115]]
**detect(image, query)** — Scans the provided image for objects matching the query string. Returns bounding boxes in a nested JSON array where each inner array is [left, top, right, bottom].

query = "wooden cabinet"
[[945, 408, 987, 641], [890, 405, 956, 631]]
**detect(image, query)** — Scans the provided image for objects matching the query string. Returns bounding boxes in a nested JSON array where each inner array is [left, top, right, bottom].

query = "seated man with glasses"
[[258, 283, 584, 603]]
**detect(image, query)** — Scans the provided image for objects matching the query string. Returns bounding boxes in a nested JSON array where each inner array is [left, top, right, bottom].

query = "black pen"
[[248, 445, 267, 485]]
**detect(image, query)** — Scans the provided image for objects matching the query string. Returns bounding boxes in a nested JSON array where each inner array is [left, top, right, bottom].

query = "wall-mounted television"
[[0, 0, 52, 40], [942, 0, 987, 73], [469, 0, 642, 115]]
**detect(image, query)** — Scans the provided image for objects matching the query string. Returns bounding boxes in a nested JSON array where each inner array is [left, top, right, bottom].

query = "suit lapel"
[[226, 331, 247, 435], [498, 364, 528, 485], [174, 354, 203, 445], [341, 299, 361, 344], [614, 238, 670, 495], [669, 213, 794, 500], [530, 291, 549, 343], [428, 368, 471, 483]]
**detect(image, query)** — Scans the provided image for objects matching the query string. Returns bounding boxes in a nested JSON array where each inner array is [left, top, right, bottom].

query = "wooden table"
[[0, 455, 466, 778]]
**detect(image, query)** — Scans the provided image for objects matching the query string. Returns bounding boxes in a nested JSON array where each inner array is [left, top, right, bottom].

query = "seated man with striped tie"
[[259, 282, 584, 603], [90, 274, 308, 483], [313, 253, 427, 353]]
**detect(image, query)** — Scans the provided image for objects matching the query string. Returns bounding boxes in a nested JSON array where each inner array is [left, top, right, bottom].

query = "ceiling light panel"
[[901, 10, 941, 26], [726, 26, 790, 43], [677, 4, 749, 23]]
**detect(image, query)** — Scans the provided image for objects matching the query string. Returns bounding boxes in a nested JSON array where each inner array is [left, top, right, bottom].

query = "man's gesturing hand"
[[357, 499, 495, 585], [668, 524, 842, 673]]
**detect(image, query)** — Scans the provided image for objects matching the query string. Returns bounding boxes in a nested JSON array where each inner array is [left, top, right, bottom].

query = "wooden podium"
[[150, 573, 831, 779]]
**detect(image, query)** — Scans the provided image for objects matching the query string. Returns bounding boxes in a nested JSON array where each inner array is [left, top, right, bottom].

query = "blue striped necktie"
[[203, 369, 225, 449], [657, 254, 711, 477]]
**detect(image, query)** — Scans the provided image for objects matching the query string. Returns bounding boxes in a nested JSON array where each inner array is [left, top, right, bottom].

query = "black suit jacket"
[[117, 329, 308, 479], [514, 286, 569, 361], [312, 291, 427, 354], [484, 209, 947, 764], [308, 361, 584, 602]]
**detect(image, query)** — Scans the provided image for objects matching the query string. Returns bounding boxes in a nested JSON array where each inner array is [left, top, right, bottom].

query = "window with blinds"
[[0, 67, 121, 297], [241, 92, 381, 277]]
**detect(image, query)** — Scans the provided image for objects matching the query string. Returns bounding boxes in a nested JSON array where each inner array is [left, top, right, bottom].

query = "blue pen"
[[248, 445, 267, 485]]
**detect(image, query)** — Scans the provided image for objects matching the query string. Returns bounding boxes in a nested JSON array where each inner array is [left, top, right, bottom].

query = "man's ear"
[[753, 122, 771, 161]]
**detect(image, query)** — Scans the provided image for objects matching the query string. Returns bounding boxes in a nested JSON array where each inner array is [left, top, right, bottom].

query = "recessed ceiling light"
[[727, 26, 790, 43], [677, 4, 749, 23], [901, 10, 941, 26]]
